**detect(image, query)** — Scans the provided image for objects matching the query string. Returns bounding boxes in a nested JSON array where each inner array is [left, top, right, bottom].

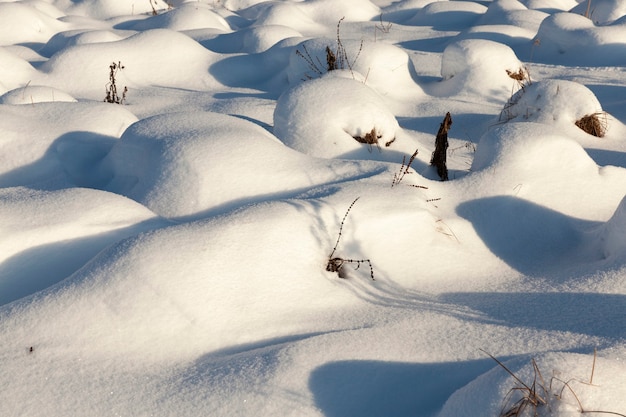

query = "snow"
[[1, 0, 626, 416], [533, 12, 626, 65]]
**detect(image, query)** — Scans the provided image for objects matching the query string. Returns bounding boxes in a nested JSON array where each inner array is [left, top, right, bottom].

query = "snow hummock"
[[274, 72, 403, 159], [1, 0, 626, 416], [0, 85, 77, 104], [602, 195, 626, 260], [436, 39, 527, 101], [533, 12, 626, 65]]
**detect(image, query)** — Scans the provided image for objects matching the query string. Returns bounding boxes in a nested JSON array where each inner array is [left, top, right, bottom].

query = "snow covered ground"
[[1, 0, 625, 415]]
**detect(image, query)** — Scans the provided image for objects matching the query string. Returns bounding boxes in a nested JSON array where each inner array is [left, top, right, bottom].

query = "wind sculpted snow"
[[1, 0, 625, 416]]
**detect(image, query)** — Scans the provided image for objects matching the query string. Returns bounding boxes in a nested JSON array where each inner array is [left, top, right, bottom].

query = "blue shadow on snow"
[[456, 196, 599, 276], [309, 358, 495, 417], [440, 292, 626, 340]]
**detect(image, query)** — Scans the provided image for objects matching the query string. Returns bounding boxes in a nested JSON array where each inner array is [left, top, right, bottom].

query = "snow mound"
[[0, 86, 76, 105], [0, 48, 37, 93], [0, 200, 365, 363], [435, 39, 526, 102], [61, 0, 170, 19], [522, 0, 578, 12], [287, 37, 423, 104], [478, 0, 548, 31], [125, 3, 231, 32], [0, 187, 165, 305], [469, 122, 626, 220], [241, 0, 380, 34], [407, 1, 487, 30], [500, 79, 605, 133], [0, 2, 67, 46], [102, 111, 372, 218], [223, 0, 269, 10], [534, 12, 626, 65], [274, 73, 401, 159], [570, 0, 626, 24], [472, 122, 598, 177], [438, 351, 626, 417], [0, 102, 137, 188], [206, 24, 302, 53], [40, 30, 126, 58], [39, 29, 219, 98], [601, 195, 626, 260], [454, 23, 537, 47]]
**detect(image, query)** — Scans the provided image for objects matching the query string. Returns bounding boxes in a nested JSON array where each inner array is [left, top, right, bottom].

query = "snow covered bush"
[[274, 72, 401, 159], [438, 351, 626, 417], [500, 79, 606, 137], [533, 12, 626, 65], [470, 120, 626, 221], [436, 39, 527, 102], [2, 1, 626, 416], [570, 0, 626, 24], [407, 0, 487, 30], [288, 36, 422, 104]]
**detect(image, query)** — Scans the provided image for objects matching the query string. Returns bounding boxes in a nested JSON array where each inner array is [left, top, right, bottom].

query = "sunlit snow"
[[1, 0, 625, 416]]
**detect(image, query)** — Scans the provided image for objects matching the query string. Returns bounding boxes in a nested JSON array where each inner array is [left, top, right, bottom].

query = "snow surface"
[[1, 0, 625, 416]]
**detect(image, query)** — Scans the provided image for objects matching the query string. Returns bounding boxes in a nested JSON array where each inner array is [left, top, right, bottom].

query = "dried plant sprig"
[[392, 149, 419, 187], [326, 197, 375, 281], [104, 61, 127, 104], [295, 17, 363, 81]]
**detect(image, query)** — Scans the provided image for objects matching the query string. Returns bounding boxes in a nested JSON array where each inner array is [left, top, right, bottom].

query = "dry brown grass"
[[575, 112, 608, 137], [482, 349, 626, 417], [296, 17, 363, 80], [506, 67, 531, 90]]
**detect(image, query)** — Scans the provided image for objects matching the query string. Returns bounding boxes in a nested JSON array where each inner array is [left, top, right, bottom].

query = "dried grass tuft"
[[296, 17, 363, 80], [575, 112, 607, 137], [506, 67, 532, 91], [482, 349, 626, 417]]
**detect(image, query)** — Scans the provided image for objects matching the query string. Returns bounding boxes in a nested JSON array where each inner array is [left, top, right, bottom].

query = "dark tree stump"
[[430, 112, 452, 181]]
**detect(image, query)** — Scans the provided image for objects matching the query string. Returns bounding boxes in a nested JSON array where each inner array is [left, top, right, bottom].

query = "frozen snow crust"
[[1, 1, 626, 416]]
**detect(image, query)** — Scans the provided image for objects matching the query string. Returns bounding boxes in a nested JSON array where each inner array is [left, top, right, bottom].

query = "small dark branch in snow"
[[325, 46, 337, 71], [375, 14, 393, 41], [332, 17, 362, 78], [328, 197, 359, 261], [431, 112, 452, 181], [326, 257, 374, 281], [149, 0, 158, 15], [295, 44, 325, 79], [326, 198, 375, 281]]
